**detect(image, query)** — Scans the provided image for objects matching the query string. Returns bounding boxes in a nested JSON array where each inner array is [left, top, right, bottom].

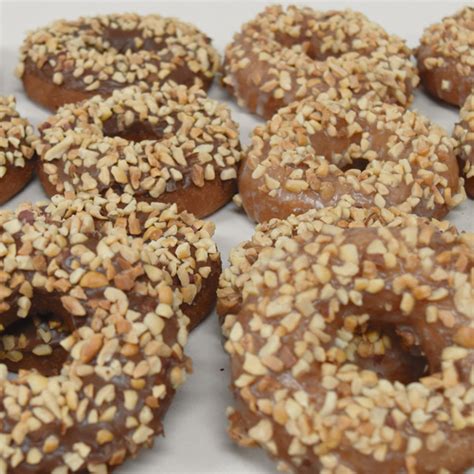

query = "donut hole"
[[341, 157, 370, 173], [101, 27, 167, 54], [351, 323, 429, 384], [0, 315, 69, 376], [103, 120, 166, 142], [81, 27, 162, 55], [102, 28, 144, 54], [0, 297, 77, 377], [273, 30, 351, 63], [308, 131, 370, 173]]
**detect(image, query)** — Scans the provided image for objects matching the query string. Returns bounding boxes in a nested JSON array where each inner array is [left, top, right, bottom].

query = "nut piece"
[[61, 295, 86, 316], [80, 271, 109, 288], [80, 334, 104, 363]]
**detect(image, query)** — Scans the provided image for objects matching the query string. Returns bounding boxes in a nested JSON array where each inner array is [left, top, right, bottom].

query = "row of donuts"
[[216, 6, 473, 474], [2, 7, 474, 218], [0, 10, 234, 474], [15, 6, 473, 111], [1, 84, 242, 217], [219, 5, 472, 474], [2, 84, 473, 220], [214, 6, 474, 474], [0, 4, 471, 474]]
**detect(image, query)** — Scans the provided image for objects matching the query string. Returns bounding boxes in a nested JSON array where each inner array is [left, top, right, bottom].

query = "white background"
[[0, 1, 473, 473]]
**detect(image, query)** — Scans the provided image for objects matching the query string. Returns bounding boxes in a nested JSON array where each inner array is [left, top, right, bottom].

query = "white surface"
[[0, 1, 473, 473]]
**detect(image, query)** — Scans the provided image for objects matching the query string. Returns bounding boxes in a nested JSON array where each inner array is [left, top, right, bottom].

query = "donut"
[[416, 7, 474, 106], [454, 93, 474, 198], [0, 189, 221, 472], [36, 82, 241, 218], [0, 190, 221, 377], [17, 13, 220, 111], [0, 96, 36, 204], [222, 5, 419, 119], [218, 208, 474, 473], [238, 95, 464, 223], [218, 204, 448, 385]]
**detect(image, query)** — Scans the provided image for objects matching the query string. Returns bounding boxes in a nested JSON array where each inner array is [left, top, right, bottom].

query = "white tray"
[[0, 1, 472, 473]]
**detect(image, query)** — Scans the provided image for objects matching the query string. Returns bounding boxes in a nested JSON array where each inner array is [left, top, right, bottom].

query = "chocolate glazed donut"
[[238, 95, 463, 223], [36, 83, 241, 218], [223, 5, 419, 119], [17, 13, 220, 111], [219, 209, 474, 473], [417, 7, 473, 107], [0, 96, 36, 204], [0, 191, 221, 472], [454, 93, 474, 199], [217, 205, 453, 385]]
